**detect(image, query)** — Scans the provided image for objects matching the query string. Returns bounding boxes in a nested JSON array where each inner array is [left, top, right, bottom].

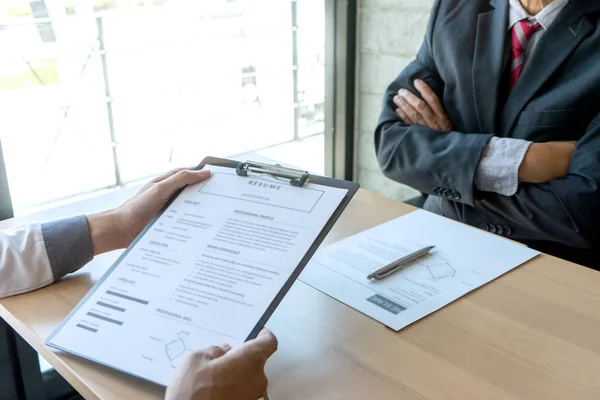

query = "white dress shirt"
[[474, 0, 570, 196], [0, 216, 93, 299], [508, 0, 570, 58]]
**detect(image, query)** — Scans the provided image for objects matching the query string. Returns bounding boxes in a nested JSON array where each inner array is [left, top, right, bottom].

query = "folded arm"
[[375, 36, 493, 206], [378, 86, 598, 248], [376, 43, 599, 247], [395, 79, 577, 197]]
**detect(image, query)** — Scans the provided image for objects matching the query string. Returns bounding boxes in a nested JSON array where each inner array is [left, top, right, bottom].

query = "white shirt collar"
[[508, 0, 570, 31]]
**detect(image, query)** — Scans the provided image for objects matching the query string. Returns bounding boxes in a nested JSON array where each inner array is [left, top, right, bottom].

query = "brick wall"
[[355, 0, 434, 200]]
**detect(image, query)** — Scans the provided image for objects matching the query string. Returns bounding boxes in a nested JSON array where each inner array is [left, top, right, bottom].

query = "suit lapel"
[[500, 2, 594, 135], [472, 0, 509, 134]]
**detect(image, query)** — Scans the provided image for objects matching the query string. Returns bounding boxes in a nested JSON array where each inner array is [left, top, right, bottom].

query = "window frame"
[[324, 0, 357, 181]]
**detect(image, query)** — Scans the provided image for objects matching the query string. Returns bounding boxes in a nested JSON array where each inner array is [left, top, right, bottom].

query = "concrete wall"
[[355, 0, 434, 200]]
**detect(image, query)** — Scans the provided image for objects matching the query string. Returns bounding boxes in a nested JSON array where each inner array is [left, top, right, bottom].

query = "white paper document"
[[47, 165, 347, 385], [300, 210, 539, 331]]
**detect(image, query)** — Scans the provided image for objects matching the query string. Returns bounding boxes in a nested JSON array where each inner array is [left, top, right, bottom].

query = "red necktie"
[[510, 20, 542, 90]]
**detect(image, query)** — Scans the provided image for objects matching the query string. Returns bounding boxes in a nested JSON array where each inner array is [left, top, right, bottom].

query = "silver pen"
[[367, 246, 435, 280]]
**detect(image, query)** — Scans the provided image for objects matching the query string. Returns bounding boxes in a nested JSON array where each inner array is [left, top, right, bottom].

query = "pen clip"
[[373, 265, 405, 280], [236, 161, 310, 187]]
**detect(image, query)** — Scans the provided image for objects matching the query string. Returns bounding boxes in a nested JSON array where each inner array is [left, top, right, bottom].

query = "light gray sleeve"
[[41, 216, 94, 281], [474, 137, 532, 196]]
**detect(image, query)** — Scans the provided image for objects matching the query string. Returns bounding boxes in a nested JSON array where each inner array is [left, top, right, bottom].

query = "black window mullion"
[[324, 0, 357, 181]]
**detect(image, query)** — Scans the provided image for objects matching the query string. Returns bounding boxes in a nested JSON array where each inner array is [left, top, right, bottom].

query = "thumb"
[[252, 329, 278, 360]]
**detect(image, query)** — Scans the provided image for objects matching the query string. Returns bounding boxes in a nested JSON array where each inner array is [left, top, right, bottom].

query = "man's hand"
[[165, 329, 278, 400], [393, 79, 453, 131], [519, 141, 577, 183], [87, 168, 212, 255]]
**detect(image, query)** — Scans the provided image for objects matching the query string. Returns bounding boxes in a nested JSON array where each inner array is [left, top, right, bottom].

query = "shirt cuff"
[[475, 137, 532, 196], [41, 216, 94, 281]]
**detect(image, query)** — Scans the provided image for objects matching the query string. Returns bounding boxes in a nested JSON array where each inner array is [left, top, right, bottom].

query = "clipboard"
[[46, 156, 359, 384], [198, 157, 359, 340]]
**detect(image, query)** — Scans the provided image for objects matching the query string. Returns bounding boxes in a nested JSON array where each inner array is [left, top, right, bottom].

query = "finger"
[[151, 167, 188, 184], [392, 94, 404, 109], [397, 96, 423, 126], [220, 343, 232, 354], [200, 345, 229, 360], [396, 106, 414, 125], [399, 89, 439, 129], [139, 167, 189, 194], [394, 96, 414, 124], [155, 169, 212, 200], [413, 79, 448, 120]]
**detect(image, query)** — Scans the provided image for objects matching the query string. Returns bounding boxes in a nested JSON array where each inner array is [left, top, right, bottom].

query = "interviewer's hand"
[[394, 79, 453, 131], [519, 141, 577, 183], [165, 329, 278, 400], [87, 168, 212, 255]]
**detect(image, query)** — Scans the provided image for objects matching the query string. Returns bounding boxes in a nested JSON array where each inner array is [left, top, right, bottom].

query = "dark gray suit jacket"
[[375, 0, 600, 267]]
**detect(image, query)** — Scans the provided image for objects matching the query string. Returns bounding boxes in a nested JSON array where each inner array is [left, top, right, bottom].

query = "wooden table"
[[2, 188, 600, 399]]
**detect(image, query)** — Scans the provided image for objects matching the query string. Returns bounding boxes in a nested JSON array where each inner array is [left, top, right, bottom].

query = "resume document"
[[301, 210, 539, 331], [47, 165, 347, 385]]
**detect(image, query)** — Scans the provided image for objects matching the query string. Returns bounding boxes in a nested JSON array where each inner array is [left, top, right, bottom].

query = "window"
[[0, 0, 327, 215], [0, 1, 357, 396]]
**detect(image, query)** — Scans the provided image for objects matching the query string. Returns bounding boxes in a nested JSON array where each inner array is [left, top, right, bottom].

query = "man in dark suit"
[[375, 0, 600, 268]]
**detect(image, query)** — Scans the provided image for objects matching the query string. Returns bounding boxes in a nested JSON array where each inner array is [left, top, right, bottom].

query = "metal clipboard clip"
[[236, 161, 310, 187]]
